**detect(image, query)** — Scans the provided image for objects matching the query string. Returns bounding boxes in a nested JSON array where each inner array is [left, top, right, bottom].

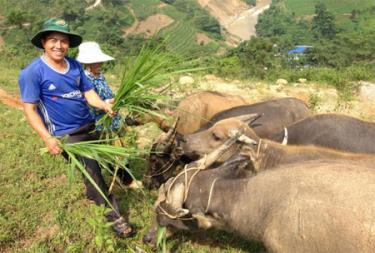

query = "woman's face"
[[87, 62, 102, 77]]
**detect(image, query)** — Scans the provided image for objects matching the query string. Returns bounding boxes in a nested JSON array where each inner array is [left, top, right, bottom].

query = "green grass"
[[128, 0, 161, 20], [284, 0, 374, 16]]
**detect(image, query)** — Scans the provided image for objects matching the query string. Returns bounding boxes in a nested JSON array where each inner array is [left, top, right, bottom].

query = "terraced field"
[[162, 22, 196, 54]]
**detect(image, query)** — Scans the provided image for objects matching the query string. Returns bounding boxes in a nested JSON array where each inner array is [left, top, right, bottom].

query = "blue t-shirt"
[[19, 56, 94, 136]]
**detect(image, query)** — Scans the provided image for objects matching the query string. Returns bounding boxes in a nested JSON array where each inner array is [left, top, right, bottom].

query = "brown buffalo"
[[152, 160, 375, 253], [143, 91, 247, 134], [174, 91, 247, 135], [181, 117, 260, 162]]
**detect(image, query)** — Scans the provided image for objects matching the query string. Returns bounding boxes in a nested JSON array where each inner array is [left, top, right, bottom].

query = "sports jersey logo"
[[61, 90, 82, 98], [48, 84, 56, 90]]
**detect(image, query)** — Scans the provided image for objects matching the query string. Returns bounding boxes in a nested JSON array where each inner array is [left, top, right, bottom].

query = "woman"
[[77, 41, 140, 188]]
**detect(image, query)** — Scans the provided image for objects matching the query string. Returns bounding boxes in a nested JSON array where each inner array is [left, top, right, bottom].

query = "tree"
[[312, 3, 337, 39], [6, 10, 29, 29]]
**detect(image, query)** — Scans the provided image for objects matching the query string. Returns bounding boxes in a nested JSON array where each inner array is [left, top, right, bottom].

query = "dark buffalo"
[[150, 159, 375, 253], [201, 97, 311, 139], [272, 113, 375, 154], [182, 117, 375, 171]]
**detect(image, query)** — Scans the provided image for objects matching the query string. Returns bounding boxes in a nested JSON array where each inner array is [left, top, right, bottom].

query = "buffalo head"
[[181, 114, 260, 161]]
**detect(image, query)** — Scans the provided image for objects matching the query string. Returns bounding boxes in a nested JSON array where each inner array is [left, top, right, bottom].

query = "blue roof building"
[[288, 45, 313, 55]]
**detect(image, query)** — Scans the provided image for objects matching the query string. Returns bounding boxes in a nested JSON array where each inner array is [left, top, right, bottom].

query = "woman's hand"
[[102, 99, 116, 117]]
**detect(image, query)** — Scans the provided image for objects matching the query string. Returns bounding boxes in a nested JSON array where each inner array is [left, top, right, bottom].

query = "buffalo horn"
[[154, 118, 179, 153], [281, 127, 288, 145]]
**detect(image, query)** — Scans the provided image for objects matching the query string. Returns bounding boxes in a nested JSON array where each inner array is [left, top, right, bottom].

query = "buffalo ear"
[[234, 113, 259, 125]]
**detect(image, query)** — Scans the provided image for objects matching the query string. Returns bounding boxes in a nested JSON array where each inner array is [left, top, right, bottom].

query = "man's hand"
[[23, 103, 62, 155], [44, 137, 62, 155]]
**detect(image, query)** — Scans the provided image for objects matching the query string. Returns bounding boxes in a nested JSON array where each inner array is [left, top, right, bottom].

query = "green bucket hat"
[[31, 18, 82, 48]]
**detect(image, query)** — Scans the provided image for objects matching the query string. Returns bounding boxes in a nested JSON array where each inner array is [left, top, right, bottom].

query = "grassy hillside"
[[284, 0, 375, 16], [0, 0, 224, 60]]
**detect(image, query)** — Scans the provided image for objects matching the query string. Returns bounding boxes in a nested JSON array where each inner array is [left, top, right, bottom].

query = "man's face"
[[41, 32, 70, 62]]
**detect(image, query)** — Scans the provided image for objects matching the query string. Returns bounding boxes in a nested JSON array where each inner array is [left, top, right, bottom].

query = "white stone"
[[179, 76, 195, 85], [298, 78, 307, 84], [276, 79, 288, 86], [359, 82, 375, 101]]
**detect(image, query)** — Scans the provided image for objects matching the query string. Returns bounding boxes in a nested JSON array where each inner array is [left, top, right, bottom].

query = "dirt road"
[[225, 0, 271, 42], [197, 0, 272, 44]]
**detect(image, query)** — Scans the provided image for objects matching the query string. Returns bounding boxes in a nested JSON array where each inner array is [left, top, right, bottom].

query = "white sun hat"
[[76, 41, 114, 64]]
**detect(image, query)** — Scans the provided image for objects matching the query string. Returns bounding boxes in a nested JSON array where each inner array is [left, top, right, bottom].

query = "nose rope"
[[256, 138, 262, 159], [205, 177, 219, 213], [144, 157, 177, 178], [161, 133, 242, 220], [157, 205, 194, 220]]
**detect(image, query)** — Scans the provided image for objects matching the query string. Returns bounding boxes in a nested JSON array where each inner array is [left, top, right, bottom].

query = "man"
[[18, 18, 135, 238]]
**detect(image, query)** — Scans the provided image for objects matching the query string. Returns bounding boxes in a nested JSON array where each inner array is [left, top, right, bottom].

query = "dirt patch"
[[197, 0, 272, 44], [0, 88, 23, 110], [0, 36, 4, 47], [197, 0, 249, 24], [123, 14, 174, 38], [86, 0, 102, 11], [195, 33, 213, 45]]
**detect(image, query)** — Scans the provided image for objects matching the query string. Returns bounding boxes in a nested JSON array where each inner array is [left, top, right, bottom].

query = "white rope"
[[205, 178, 219, 213]]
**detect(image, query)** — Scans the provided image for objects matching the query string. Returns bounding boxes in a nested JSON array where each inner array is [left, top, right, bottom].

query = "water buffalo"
[[201, 97, 311, 139], [152, 160, 375, 253], [182, 118, 375, 171], [143, 91, 247, 134], [237, 131, 375, 173], [174, 91, 247, 135], [272, 113, 375, 154], [182, 114, 375, 163], [181, 117, 262, 162], [144, 97, 311, 189]]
